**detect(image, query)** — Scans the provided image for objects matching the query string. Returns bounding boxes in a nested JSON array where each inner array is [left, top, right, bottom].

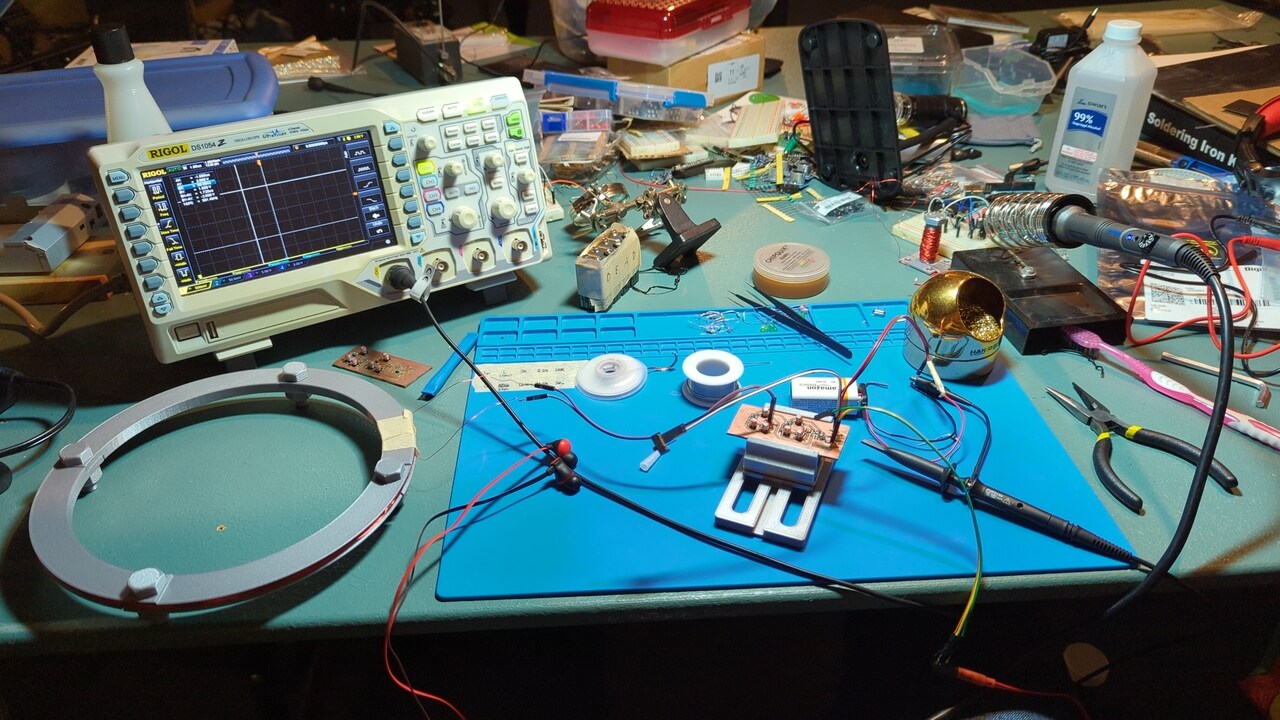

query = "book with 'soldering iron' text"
[[1143, 45, 1280, 169]]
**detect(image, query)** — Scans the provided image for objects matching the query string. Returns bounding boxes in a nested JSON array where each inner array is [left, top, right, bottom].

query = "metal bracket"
[[715, 436, 833, 549]]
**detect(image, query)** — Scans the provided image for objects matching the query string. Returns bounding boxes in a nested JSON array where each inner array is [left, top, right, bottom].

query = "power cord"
[[0, 366, 77, 494]]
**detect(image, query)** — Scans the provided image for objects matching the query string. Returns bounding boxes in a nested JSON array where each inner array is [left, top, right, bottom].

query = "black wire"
[[387, 645, 434, 719], [1103, 272, 1235, 618], [0, 374, 77, 458], [1241, 311, 1280, 379], [863, 410, 958, 449], [419, 300, 553, 461], [575, 473, 948, 615], [534, 390, 651, 441], [409, 474, 550, 583], [633, 266, 684, 295], [861, 382, 959, 447], [1119, 262, 1249, 297], [930, 387, 993, 481]]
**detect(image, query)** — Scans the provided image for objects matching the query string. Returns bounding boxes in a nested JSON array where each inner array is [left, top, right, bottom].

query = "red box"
[[586, 0, 751, 66]]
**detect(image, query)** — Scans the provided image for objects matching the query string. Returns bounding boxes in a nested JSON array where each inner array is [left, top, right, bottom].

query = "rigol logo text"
[[146, 143, 189, 160]]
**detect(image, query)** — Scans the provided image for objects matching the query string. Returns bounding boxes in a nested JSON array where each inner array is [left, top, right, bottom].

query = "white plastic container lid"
[[752, 242, 831, 298], [1102, 19, 1143, 42]]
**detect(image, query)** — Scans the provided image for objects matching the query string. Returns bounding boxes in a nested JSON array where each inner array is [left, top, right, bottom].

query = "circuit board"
[[331, 346, 431, 388], [724, 404, 849, 460]]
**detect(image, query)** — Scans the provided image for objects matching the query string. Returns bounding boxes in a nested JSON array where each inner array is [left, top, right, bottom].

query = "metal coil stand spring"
[[983, 192, 1064, 249]]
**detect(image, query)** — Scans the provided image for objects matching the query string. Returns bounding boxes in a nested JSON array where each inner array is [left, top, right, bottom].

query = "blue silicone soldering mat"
[[436, 300, 1134, 600]]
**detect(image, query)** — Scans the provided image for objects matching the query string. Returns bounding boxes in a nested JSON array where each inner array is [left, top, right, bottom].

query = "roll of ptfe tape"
[[576, 353, 648, 400], [681, 349, 745, 407]]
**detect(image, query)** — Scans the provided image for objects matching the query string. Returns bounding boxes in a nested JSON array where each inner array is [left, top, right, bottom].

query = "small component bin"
[[586, 0, 751, 66], [885, 24, 962, 96]]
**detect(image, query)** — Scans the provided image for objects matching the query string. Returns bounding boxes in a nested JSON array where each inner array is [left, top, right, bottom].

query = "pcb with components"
[[724, 404, 850, 460], [332, 346, 431, 387], [575, 222, 640, 312]]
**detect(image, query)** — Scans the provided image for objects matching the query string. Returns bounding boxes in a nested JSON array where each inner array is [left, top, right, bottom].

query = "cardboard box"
[[606, 32, 764, 105]]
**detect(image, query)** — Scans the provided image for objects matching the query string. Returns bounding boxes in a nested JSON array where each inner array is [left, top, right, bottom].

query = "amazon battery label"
[[1052, 88, 1116, 186]]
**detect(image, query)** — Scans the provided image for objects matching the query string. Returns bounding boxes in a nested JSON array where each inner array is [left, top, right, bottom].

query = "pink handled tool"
[[1065, 326, 1280, 452]]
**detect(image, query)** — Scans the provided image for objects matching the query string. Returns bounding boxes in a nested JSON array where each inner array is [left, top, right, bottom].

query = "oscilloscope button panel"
[[89, 77, 551, 364]]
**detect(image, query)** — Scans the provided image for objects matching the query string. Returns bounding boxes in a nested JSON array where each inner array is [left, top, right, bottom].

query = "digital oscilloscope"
[[89, 76, 551, 363]]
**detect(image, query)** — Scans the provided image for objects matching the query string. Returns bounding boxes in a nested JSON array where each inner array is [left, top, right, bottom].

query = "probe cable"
[[1103, 268, 1234, 618], [845, 404, 983, 643], [573, 472, 940, 613], [0, 368, 77, 460], [851, 399, 1093, 720], [401, 291, 1010, 698], [383, 445, 549, 720]]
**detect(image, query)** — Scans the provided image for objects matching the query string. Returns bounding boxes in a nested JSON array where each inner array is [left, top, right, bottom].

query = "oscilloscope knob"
[[442, 159, 466, 178], [516, 168, 537, 186], [482, 152, 505, 172], [417, 136, 438, 154], [490, 197, 519, 220], [451, 206, 480, 230]]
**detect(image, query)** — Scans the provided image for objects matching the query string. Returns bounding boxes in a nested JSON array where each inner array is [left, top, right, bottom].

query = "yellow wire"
[[844, 404, 983, 637]]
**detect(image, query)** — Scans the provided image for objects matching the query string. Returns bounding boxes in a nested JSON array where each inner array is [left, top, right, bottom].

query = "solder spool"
[[576, 353, 648, 400], [752, 242, 831, 299], [681, 349, 745, 407]]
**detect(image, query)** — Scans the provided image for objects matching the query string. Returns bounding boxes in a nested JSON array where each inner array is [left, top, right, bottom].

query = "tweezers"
[[731, 289, 853, 359]]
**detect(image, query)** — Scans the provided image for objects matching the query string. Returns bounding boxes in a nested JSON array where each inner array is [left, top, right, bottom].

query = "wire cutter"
[[1047, 383, 1238, 513]]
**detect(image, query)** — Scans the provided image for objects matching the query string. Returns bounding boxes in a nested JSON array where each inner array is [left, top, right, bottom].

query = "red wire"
[[382, 445, 549, 720], [953, 667, 1092, 720], [1203, 237, 1280, 360], [847, 314, 930, 387], [1125, 233, 1250, 345]]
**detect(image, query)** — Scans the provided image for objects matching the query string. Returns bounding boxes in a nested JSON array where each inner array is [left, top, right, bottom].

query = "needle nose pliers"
[[1047, 383, 1238, 513]]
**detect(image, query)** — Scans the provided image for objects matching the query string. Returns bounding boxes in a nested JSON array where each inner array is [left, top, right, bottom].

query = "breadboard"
[[438, 300, 1133, 601], [619, 129, 684, 160], [891, 211, 997, 258], [730, 100, 784, 147]]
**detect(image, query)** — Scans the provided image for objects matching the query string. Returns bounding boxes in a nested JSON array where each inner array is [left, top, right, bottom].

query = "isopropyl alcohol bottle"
[[91, 24, 172, 143], [1046, 20, 1156, 201]]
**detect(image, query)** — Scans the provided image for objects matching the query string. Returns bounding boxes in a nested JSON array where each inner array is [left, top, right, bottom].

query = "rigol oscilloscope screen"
[[138, 128, 394, 296]]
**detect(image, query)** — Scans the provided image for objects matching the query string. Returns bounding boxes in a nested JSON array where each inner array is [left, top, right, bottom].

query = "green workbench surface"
[[1, 3, 1278, 655]]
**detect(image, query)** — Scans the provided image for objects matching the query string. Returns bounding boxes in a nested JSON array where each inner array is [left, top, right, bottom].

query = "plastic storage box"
[[0, 52, 278, 204], [586, 0, 751, 66], [885, 24, 961, 96], [953, 45, 1055, 116]]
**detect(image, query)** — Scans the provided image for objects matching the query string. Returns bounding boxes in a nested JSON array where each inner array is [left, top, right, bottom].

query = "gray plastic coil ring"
[[28, 364, 416, 615]]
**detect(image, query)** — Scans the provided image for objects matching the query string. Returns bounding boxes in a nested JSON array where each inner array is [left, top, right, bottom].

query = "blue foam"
[[437, 300, 1133, 600]]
